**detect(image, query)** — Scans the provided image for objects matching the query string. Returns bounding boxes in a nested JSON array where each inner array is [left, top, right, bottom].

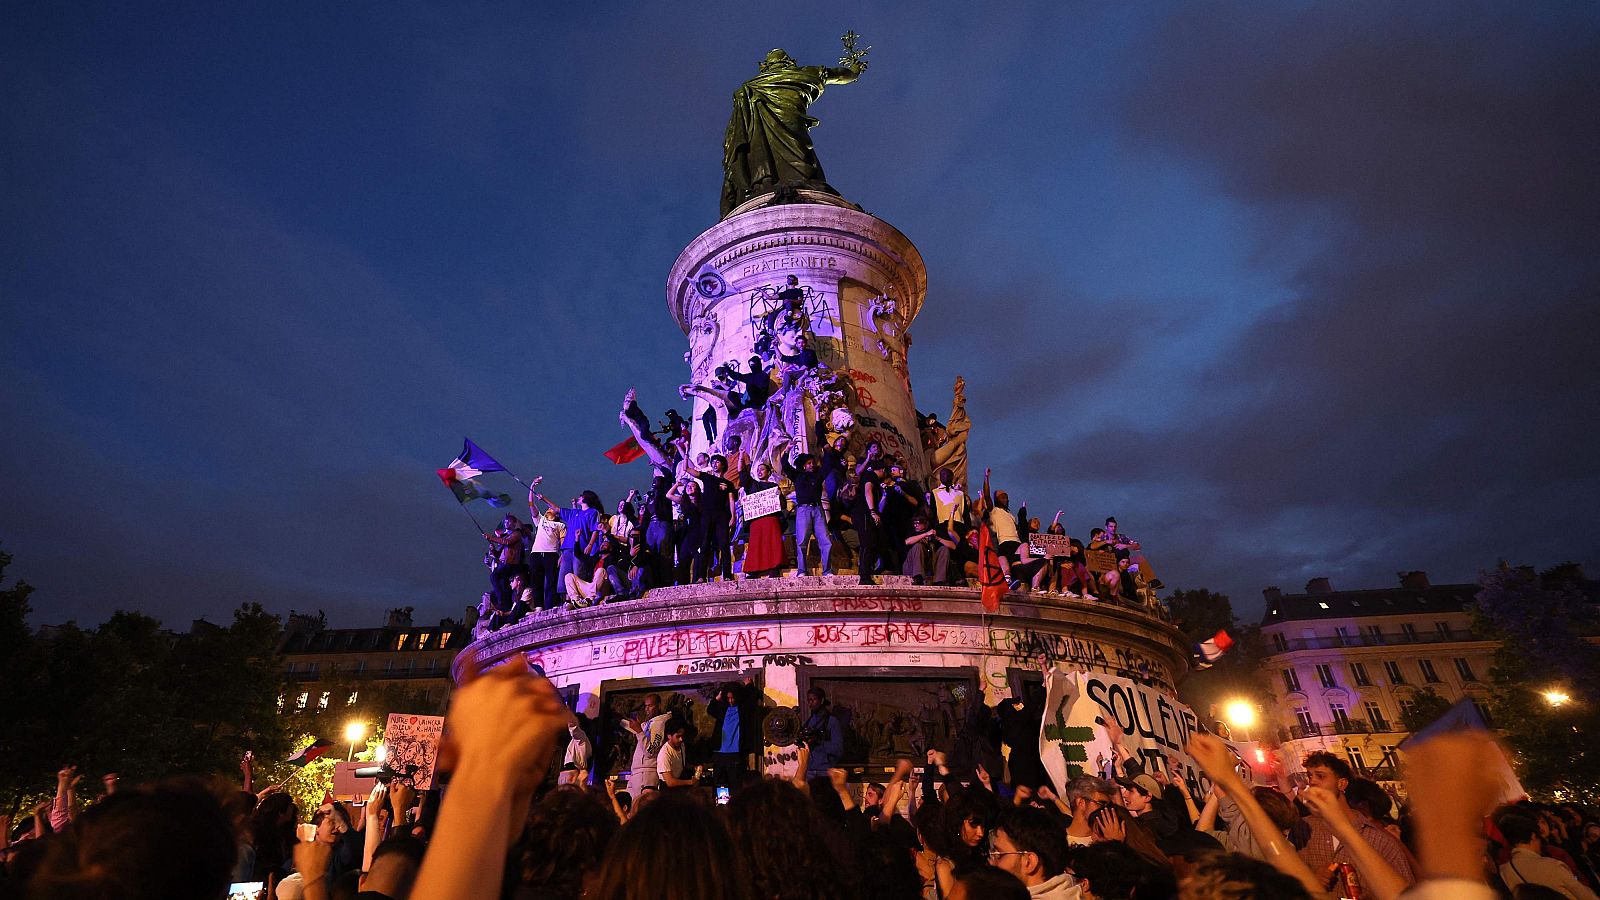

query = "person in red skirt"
[[739, 460, 786, 577]]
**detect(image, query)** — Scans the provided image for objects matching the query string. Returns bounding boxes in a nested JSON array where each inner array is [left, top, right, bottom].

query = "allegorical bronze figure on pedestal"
[[720, 32, 871, 218]]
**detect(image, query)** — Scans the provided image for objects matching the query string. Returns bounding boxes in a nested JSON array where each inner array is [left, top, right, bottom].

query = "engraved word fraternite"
[[719, 42, 868, 218]]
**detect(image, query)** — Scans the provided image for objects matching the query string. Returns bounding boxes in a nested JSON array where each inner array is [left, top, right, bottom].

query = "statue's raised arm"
[[719, 34, 870, 218]]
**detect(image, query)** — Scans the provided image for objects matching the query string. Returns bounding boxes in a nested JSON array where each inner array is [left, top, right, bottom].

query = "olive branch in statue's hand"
[[840, 30, 871, 71]]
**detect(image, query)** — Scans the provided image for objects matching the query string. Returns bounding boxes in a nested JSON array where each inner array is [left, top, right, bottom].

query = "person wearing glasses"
[[1063, 775, 1117, 847], [987, 806, 1081, 899]]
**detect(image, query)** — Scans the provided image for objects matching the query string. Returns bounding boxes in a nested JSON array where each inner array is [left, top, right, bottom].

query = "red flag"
[[977, 523, 1006, 612], [604, 435, 645, 465]]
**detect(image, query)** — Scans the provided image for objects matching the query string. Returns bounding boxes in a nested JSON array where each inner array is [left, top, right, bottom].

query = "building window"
[[1295, 707, 1315, 730], [1418, 660, 1441, 683], [285, 661, 297, 674], [296, 692, 309, 710], [354, 660, 366, 675], [1334, 627, 1351, 646], [1329, 703, 1350, 726], [439, 631, 453, 645], [1435, 621, 1454, 641], [1400, 623, 1419, 642], [1384, 661, 1407, 685], [347, 691, 359, 706], [1347, 746, 1367, 771], [384, 659, 395, 674], [1399, 697, 1417, 720], [395, 633, 411, 651], [277, 693, 285, 712], [1473, 701, 1494, 726], [1283, 669, 1303, 693], [306, 662, 319, 675], [1316, 664, 1336, 689], [417, 633, 433, 650], [1271, 632, 1288, 652], [1364, 701, 1389, 731], [1351, 662, 1372, 686], [1379, 745, 1401, 769], [1454, 658, 1478, 682], [318, 691, 330, 711], [1365, 625, 1385, 645]]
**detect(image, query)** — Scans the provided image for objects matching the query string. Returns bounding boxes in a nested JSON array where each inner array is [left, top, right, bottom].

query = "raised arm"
[[878, 758, 914, 825], [1187, 733, 1325, 899], [1302, 787, 1407, 900]]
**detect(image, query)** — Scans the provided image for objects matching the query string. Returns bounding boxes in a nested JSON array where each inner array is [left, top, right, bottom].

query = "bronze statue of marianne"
[[720, 36, 869, 218]]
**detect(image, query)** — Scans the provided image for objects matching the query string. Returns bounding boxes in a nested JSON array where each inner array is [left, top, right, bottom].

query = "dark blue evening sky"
[[4, 2, 1597, 629]]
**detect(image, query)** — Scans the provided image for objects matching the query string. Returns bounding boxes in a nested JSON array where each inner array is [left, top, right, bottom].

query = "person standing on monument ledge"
[[720, 46, 865, 216]]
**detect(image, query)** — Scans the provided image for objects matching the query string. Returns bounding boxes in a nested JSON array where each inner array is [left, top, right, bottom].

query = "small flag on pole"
[[1192, 629, 1235, 668], [288, 738, 334, 767], [605, 435, 646, 465]]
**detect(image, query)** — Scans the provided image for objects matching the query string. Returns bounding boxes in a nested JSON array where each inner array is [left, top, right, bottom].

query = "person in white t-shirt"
[[656, 719, 700, 787], [558, 720, 592, 785], [527, 485, 567, 610]]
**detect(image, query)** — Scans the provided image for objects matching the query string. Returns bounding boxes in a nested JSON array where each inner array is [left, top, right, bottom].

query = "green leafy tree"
[[1167, 588, 1272, 735], [0, 546, 296, 815], [1472, 563, 1600, 802], [1398, 687, 1454, 733]]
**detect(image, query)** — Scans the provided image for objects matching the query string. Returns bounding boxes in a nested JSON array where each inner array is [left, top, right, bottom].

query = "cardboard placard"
[[1085, 548, 1118, 574], [331, 760, 378, 800], [383, 713, 445, 791], [741, 487, 781, 519], [1028, 533, 1072, 558]]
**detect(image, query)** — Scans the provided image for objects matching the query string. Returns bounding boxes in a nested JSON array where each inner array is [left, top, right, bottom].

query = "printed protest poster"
[[1028, 533, 1071, 558], [384, 712, 445, 790], [1039, 670, 1237, 798], [741, 487, 781, 519]]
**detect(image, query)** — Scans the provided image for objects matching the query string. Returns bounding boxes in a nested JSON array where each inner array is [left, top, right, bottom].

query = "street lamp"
[[344, 721, 367, 761], [1224, 699, 1258, 741], [1543, 689, 1571, 708]]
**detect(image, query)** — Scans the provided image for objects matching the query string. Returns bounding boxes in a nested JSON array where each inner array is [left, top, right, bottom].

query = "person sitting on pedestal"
[[902, 513, 954, 586]]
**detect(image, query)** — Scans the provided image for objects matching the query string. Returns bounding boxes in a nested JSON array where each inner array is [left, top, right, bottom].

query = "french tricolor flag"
[[1193, 629, 1234, 668]]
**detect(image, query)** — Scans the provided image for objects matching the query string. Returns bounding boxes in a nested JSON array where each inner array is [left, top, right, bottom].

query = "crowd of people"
[[5, 660, 1598, 900], [475, 390, 1160, 632]]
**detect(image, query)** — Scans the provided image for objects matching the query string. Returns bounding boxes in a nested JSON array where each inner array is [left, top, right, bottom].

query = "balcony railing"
[[1331, 718, 1371, 734], [1288, 724, 1324, 740], [1361, 765, 1399, 781], [1271, 632, 1481, 653]]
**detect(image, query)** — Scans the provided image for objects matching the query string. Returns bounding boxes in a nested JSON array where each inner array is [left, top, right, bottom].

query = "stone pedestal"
[[667, 193, 930, 478], [455, 580, 1188, 781]]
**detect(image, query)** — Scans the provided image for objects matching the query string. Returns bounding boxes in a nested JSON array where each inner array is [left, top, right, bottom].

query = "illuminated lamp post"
[[1542, 689, 1571, 708], [1224, 699, 1258, 743], [344, 721, 367, 761]]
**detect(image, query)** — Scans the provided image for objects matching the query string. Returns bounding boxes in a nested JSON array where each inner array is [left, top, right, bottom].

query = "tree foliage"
[[1167, 588, 1272, 733], [0, 547, 294, 815], [1398, 687, 1453, 733], [1472, 562, 1600, 803]]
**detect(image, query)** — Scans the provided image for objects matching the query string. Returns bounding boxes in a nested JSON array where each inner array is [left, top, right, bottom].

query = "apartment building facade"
[[1260, 572, 1496, 784]]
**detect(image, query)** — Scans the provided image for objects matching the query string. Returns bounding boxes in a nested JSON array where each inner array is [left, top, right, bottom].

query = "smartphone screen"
[[715, 786, 730, 806], [227, 883, 265, 900]]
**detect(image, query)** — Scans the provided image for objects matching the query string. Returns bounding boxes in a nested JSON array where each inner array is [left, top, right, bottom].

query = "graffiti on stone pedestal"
[[987, 628, 1169, 685], [829, 597, 923, 613], [674, 652, 814, 675], [618, 626, 777, 665]]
